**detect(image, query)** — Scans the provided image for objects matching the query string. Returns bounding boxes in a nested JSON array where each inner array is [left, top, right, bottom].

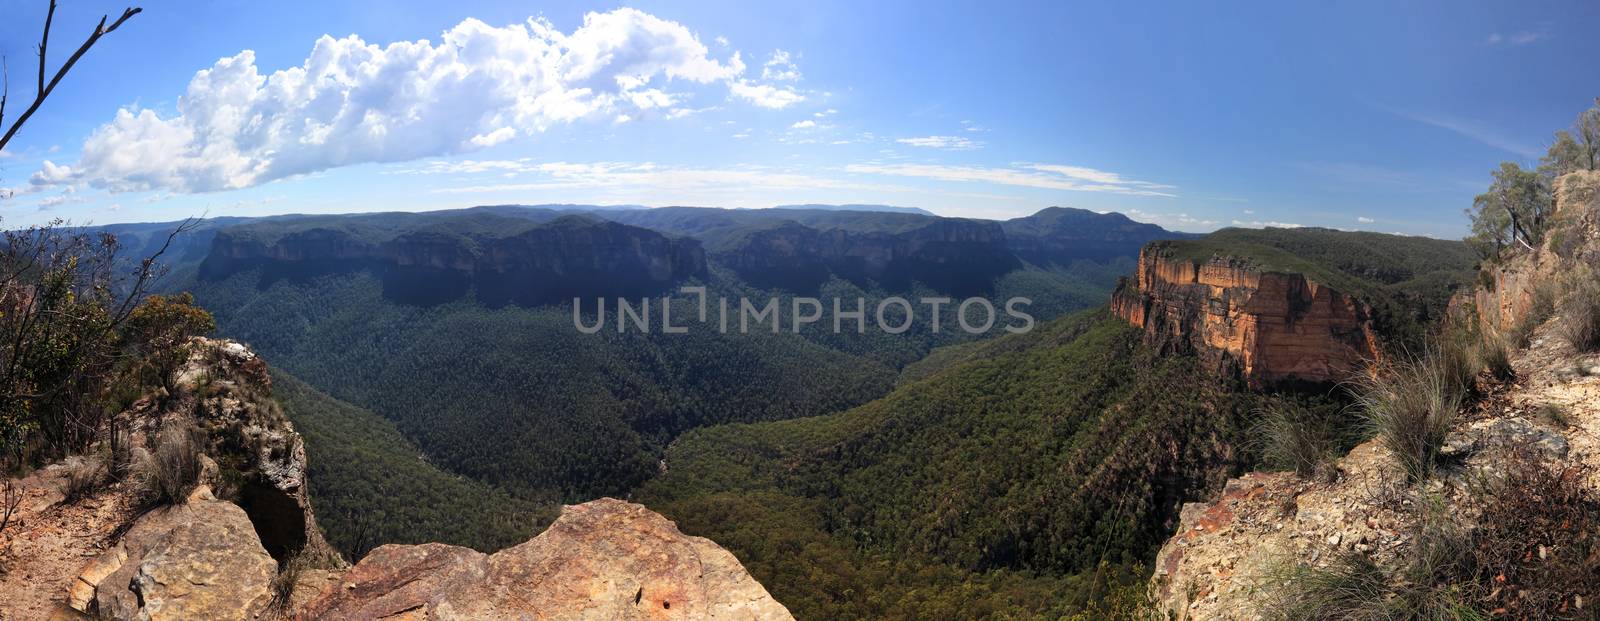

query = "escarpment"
[[1112, 244, 1382, 386], [715, 218, 1016, 294], [201, 215, 707, 304]]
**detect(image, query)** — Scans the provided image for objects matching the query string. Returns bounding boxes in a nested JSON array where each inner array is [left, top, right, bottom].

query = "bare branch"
[[38, 0, 55, 96], [1, 57, 9, 131], [0, 3, 141, 154]]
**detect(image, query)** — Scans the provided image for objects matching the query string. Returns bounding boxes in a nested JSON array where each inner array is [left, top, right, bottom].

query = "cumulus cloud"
[[895, 135, 983, 150], [846, 162, 1176, 197], [1357, 216, 1375, 223], [37, 9, 792, 194], [790, 120, 816, 129], [761, 50, 802, 81]]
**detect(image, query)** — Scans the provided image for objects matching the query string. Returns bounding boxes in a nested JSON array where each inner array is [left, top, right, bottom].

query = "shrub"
[[1352, 349, 1464, 482], [1253, 403, 1339, 478], [267, 547, 308, 619], [1509, 280, 1559, 348], [1475, 329, 1515, 382], [1264, 501, 1482, 621], [1471, 452, 1600, 615], [137, 422, 203, 506], [59, 456, 106, 503], [1557, 276, 1600, 352]]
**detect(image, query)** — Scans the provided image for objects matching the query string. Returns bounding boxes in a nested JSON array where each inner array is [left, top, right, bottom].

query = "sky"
[[0, 0, 1596, 236]]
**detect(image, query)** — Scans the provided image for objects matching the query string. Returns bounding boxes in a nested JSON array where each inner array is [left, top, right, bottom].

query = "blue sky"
[[0, 0, 1595, 236]]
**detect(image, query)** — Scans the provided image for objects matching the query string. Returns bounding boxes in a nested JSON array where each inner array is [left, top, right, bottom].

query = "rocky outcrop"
[[717, 218, 1015, 294], [88, 486, 278, 621], [1112, 246, 1381, 386], [298, 497, 793, 621], [61, 339, 337, 620]]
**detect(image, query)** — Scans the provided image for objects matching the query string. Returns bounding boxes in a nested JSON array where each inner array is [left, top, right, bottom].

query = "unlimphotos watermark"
[[574, 286, 1034, 335]]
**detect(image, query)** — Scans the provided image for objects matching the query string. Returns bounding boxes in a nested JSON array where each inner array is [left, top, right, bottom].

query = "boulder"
[[299, 498, 793, 621], [82, 487, 277, 621]]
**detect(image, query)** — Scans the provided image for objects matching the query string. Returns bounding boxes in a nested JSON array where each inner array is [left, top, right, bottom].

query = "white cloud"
[[425, 160, 903, 195], [1485, 29, 1549, 46], [469, 127, 518, 147], [790, 120, 816, 129], [1232, 219, 1302, 228], [714, 36, 729, 47], [38, 9, 781, 194], [895, 135, 983, 150], [1388, 108, 1538, 156], [729, 80, 804, 109], [37, 192, 86, 208], [1357, 216, 1375, 223], [1242, 209, 1256, 214], [761, 50, 802, 81], [731, 130, 751, 139], [814, 108, 837, 118], [846, 162, 1176, 197], [1127, 209, 1218, 230]]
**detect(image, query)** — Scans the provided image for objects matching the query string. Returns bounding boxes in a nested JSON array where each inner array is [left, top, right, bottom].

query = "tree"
[[0, 1, 146, 464], [1540, 130, 1585, 178], [122, 292, 215, 393], [1465, 162, 1551, 259], [1578, 99, 1600, 172]]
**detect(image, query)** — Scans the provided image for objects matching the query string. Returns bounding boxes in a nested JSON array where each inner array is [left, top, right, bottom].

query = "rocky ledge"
[[299, 497, 793, 620]]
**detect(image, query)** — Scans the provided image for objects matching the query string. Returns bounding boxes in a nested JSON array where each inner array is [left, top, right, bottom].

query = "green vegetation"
[[188, 269, 895, 504], [272, 371, 551, 558], [638, 310, 1332, 618], [1253, 401, 1352, 478], [1, 219, 213, 468]]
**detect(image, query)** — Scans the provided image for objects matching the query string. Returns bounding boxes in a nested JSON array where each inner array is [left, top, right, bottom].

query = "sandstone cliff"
[[1, 339, 790, 621], [1112, 245, 1382, 386]]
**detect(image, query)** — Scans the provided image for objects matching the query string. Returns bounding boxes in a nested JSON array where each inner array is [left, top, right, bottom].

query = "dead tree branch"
[[0, 1, 141, 154]]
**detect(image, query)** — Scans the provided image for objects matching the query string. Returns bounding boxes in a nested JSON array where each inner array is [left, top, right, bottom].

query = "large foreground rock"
[[80, 487, 277, 620], [298, 497, 793, 621]]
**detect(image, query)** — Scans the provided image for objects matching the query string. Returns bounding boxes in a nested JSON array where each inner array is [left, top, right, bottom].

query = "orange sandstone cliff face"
[[1112, 246, 1381, 386]]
